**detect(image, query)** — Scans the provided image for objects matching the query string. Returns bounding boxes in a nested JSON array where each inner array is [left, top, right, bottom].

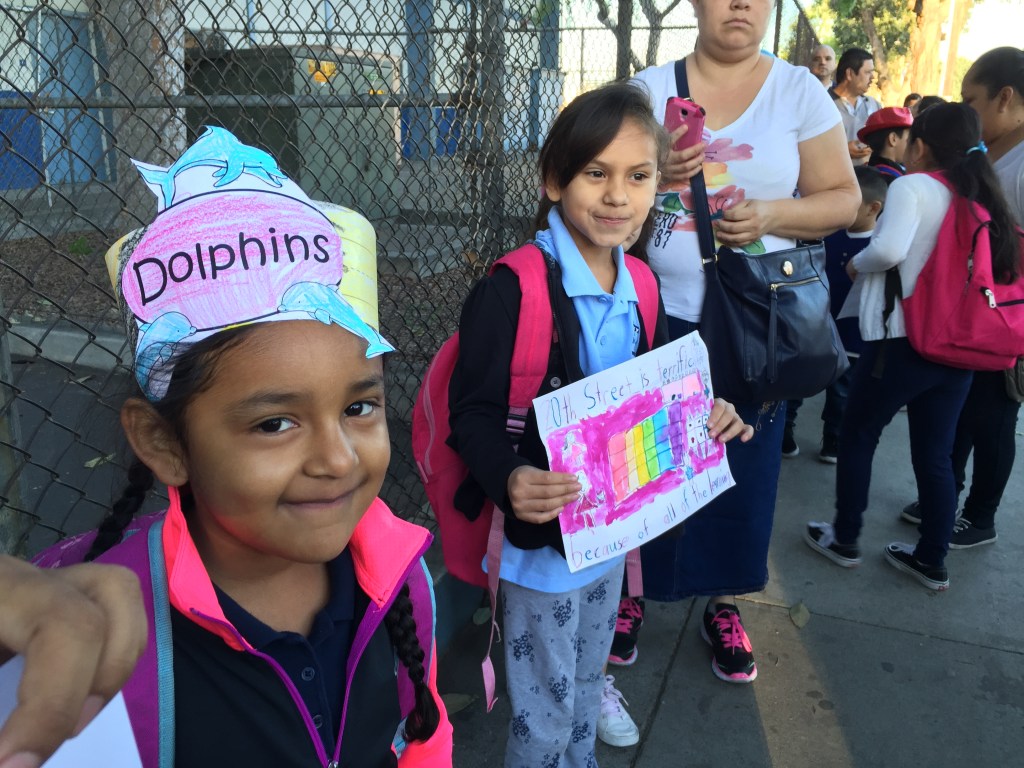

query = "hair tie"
[[966, 141, 988, 155]]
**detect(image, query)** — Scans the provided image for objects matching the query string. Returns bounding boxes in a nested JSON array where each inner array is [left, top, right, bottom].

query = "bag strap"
[[480, 505, 505, 712], [493, 243, 556, 415], [624, 255, 658, 349], [674, 58, 716, 265], [480, 244, 558, 712]]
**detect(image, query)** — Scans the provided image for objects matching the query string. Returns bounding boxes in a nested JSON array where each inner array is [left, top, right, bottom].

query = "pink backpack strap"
[[481, 506, 506, 712], [480, 244, 555, 711], [625, 254, 659, 350], [492, 243, 555, 416]]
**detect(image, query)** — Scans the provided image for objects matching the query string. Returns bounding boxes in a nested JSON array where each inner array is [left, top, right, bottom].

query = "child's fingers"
[[507, 467, 581, 524], [508, 467, 580, 499], [62, 564, 148, 702], [706, 399, 755, 443], [706, 398, 734, 433], [717, 420, 756, 443], [512, 506, 565, 525], [511, 486, 578, 524], [0, 559, 145, 766]]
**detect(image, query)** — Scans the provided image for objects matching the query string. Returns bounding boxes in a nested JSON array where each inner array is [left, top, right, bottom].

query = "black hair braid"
[[384, 583, 440, 742], [84, 459, 155, 561]]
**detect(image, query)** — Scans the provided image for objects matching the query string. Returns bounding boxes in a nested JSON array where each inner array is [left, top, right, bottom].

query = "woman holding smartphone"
[[621, 0, 860, 685]]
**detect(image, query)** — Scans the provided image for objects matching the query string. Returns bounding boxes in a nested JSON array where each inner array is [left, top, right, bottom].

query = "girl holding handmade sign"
[[32, 128, 452, 767], [447, 82, 751, 766]]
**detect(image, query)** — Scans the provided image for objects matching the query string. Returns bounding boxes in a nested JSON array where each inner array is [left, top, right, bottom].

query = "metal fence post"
[[479, 0, 507, 258], [616, 0, 634, 80], [0, 293, 28, 556]]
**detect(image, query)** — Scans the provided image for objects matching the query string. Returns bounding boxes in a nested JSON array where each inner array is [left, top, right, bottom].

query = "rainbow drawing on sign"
[[608, 402, 683, 503], [534, 331, 735, 573], [548, 367, 725, 536]]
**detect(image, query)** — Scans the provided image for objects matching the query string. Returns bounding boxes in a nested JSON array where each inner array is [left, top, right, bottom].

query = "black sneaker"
[[900, 501, 922, 525], [818, 434, 839, 464], [782, 427, 800, 458], [949, 519, 997, 549], [700, 604, 757, 683], [804, 522, 862, 567], [608, 597, 645, 666], [884, 542, 949, 590]]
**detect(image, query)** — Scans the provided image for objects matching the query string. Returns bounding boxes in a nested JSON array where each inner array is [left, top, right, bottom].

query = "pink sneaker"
[[608, 597, 645, 666], [700, 604, 757, 683]]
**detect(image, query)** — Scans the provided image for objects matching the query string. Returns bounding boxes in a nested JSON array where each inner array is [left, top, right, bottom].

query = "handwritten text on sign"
[[534, 332, 735, 573]]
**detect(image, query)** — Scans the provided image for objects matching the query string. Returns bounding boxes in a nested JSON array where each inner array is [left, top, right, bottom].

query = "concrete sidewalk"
[[437, 392, 1024, 767]]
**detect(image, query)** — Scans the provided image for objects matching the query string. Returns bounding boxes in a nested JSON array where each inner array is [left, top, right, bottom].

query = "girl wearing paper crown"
[[33, 127, 452, 768]]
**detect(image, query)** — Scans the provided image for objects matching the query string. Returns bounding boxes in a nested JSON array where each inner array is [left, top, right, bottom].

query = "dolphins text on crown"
[[132, 226, 334, 305]]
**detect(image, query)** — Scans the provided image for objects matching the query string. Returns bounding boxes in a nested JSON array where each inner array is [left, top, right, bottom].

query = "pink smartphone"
[[664, 97, 706, 151]]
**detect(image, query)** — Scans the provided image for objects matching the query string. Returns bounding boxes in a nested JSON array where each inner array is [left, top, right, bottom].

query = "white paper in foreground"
[[0, 655, 142, 767]]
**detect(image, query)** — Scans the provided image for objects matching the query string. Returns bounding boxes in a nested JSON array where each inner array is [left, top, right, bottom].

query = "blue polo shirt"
[[215, 549, 357, 754], [494, 208, 639, 592]]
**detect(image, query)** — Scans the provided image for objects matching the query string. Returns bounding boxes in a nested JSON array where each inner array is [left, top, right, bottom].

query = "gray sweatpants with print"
[[501, 559, 624, 768]]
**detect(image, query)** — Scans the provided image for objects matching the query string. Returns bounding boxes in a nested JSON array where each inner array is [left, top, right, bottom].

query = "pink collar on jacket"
[[161, 486, 433, 649]]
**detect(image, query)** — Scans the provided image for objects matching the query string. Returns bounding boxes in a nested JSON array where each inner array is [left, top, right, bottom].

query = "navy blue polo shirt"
[[214, 549, 357, 754]]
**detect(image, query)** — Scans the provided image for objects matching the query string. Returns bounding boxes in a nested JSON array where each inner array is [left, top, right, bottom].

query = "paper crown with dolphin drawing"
[[106, 126, 394, 401]]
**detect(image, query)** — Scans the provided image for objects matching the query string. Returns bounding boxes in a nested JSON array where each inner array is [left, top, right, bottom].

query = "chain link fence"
[[0, 0, 816, 557]]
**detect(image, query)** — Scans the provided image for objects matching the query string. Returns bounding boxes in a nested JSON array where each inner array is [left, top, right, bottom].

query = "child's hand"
[[507, 466, 582, 524], [707, 398, 755, 443], [0, 557, 147, 768], [846, 260, 859, 280]]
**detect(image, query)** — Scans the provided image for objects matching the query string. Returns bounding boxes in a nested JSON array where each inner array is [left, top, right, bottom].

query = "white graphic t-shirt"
[[633, 57, 841, 321]]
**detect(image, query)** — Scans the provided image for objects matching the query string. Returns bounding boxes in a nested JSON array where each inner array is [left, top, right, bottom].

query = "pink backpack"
[[889, 171, 1024, 371], [411, 243, 659, 709]]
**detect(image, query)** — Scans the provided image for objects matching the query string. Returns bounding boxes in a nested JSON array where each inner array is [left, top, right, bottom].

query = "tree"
[[817, 0, 915, 93], [809, 0, 975, 104], [594, 0, 687, 74]]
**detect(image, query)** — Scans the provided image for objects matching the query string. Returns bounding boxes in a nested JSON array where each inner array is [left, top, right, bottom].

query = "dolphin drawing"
[[134, 312, 197, 399], [133, 126, 290, 210], [279, 283, 395, 358]]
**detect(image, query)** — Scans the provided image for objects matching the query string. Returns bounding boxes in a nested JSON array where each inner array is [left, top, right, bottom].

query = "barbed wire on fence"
[[0, 0, 816, 556]]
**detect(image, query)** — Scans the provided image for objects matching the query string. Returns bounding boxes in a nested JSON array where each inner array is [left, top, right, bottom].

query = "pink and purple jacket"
[[34, 487, 453, 768]]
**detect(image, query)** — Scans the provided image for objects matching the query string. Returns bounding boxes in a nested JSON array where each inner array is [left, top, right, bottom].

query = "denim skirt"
[[639, 316, 785, 600]]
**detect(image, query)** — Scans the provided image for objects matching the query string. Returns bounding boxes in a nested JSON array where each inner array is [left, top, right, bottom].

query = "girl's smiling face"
[[545, 118, 660, 264], [153, 320, 390, 577]]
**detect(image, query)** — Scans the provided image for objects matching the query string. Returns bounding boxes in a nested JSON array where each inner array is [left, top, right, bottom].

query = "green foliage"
[[68, 236, 93, 257], [807, 0, 915, 59]]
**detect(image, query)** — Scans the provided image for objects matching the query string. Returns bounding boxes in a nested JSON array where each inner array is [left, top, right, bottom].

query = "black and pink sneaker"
[[608, 597, 645, 666], [700, 604, 757, 683]]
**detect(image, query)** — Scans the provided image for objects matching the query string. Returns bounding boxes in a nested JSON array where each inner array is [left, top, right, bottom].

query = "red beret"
[[858, 107, 913, 143]]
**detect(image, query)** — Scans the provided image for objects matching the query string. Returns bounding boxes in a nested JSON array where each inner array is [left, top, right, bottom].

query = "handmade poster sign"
[[534, 331, 735, 573]]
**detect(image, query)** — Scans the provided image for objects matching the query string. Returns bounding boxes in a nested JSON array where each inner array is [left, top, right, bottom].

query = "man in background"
[[830, 48, 882, 165], [808, 44, 836, 88]]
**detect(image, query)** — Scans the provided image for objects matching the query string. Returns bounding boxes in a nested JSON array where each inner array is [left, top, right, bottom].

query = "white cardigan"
[[851, 173, 953, 341]]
